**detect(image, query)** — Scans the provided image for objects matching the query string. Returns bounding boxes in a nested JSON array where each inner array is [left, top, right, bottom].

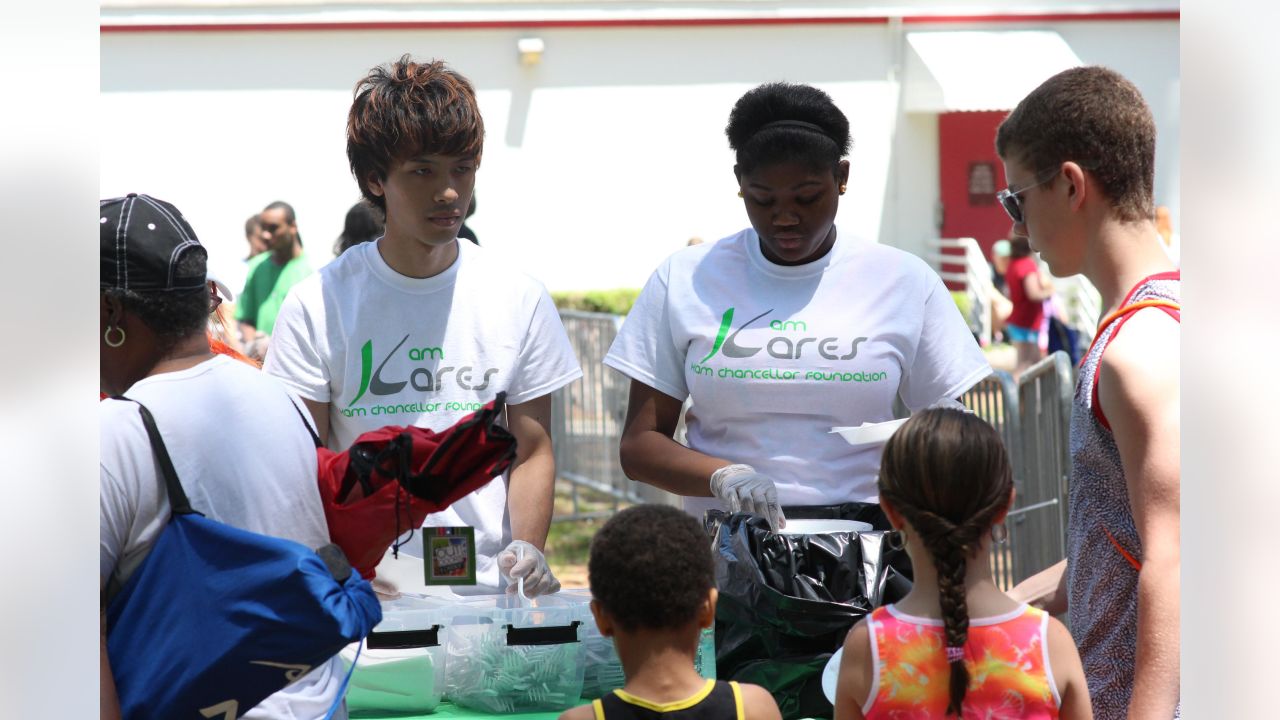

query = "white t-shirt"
[[264, 238, 582, 591], [604, 228, 991, 515], [100, 355, 345, 720]]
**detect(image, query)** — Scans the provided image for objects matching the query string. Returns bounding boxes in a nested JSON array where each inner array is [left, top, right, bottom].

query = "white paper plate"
[[821, 646, 843, 704], [830, 417, 908, 448], [776, 519, 873, 535]]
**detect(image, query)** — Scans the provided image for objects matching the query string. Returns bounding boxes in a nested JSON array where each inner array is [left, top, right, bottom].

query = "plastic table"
[[351, 701, 574, 720]]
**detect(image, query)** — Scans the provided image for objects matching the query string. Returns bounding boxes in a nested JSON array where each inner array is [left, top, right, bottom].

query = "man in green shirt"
[[236, 200, 313, 359]]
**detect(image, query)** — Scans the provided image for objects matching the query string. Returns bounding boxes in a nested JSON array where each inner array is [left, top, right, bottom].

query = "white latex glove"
[[497, 540, 561, 597], [709, 464, 786, 532]]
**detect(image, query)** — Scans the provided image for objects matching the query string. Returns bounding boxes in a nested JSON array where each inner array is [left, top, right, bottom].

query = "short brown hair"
[[346, 56, 485, 210], [996, 66, 1155, 222]]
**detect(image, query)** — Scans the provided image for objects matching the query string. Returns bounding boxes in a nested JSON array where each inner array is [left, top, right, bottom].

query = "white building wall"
[[884, 18, 1181, 260], [100, 13, 1178, 292], [1056, 20, 1180, 223]]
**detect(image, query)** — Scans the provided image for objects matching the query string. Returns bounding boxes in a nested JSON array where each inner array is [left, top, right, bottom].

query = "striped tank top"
[[592, 679, 744, 720], [1067, 271, 1180, 720], [862, 604, 1060, 719]]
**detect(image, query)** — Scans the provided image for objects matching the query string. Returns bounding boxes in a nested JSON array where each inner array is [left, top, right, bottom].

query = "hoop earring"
[[104, 326, 126, 348], [885, 529, 906, 551], [991, 523, 1009, 545]]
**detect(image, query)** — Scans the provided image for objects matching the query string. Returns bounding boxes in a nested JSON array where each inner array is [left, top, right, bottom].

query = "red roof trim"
[[902, 11, 1179, 24], [100, 10, 1179, 34], [100, 16, 887, 33]]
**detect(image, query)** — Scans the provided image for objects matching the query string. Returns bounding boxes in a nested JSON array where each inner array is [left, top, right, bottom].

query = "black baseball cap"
[[100, 193, 207, 294]]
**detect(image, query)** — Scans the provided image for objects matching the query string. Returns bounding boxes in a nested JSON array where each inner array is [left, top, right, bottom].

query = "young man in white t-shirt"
[[265, 57, 581, 595]]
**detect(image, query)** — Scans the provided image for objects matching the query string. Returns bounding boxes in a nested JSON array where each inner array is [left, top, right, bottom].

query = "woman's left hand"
[[710, 464, 787, 532]]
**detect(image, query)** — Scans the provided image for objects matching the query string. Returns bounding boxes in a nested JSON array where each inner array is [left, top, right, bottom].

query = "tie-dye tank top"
[[862, 604, 1060, 719], [1067, 271, 1181, 720]]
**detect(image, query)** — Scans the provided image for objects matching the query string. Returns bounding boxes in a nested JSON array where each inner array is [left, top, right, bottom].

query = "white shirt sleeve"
[[99, 401, 157, 595], [898, 272, 992, 412], [263, 290, 333, 403], [503, 287, 584, 405], [100, 463, 133, 592], [602, 261, 690, 402]]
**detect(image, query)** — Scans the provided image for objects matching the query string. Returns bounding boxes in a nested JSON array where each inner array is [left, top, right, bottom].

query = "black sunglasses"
[[996, 168, 1062, 224]]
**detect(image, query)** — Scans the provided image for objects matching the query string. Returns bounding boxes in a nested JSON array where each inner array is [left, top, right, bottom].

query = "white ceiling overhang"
[[903, 30, 1084, 112]]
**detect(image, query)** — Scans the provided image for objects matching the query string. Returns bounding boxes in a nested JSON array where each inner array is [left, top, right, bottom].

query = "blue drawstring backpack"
[[1047, 315, 1085, 366], [105, 399, 382, 719]]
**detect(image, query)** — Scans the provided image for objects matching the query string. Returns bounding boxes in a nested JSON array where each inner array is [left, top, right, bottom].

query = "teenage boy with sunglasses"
[[997, 67, 1180, 720], [265, 56, 581, 597]]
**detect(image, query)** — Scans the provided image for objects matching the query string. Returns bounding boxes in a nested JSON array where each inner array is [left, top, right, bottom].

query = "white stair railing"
[[1052, 273, 1102, 342], [928, 237, 995, 346]]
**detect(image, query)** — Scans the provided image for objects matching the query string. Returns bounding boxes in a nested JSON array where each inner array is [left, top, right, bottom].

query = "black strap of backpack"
[[288, 399, 323, 449], [114, 397, 198, 516]]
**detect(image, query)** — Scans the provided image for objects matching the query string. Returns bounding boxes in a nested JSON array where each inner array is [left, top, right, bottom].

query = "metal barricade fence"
[[1010, 352, 1074, 585], [958, 358, 1074, 590], [550, 311, 678, 521], [551, 310, 1076, 583], [960, 371, 1020, 590]]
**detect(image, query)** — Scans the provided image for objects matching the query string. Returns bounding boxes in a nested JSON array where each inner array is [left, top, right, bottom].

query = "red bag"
[[311, 393, 518, 579]]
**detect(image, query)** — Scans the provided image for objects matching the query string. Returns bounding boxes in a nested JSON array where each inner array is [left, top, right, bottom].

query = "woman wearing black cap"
[[604, 83, 991, 530], [98, 194, 349, 719]]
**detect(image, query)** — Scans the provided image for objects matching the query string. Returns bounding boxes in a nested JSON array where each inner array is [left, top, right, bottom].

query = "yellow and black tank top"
[[593, 679, 744, 720]]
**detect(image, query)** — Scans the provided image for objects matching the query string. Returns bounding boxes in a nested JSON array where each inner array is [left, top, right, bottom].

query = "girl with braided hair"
[[833, 408, 1090, 720]]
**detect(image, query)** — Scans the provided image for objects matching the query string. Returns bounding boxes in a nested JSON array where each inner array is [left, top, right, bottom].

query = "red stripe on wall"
[[99, 16, 888, 33], [902, 11, 1179, 23], [100, 10, 1179, 34]]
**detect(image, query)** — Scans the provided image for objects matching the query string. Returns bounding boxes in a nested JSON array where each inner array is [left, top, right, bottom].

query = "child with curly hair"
[[559, 504, 780, 720]]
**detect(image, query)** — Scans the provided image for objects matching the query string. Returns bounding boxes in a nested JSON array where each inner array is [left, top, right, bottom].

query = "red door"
[[938, 111, 1013, 289]]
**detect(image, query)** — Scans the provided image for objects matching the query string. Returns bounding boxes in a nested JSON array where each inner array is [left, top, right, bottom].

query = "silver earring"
[[885, 529, 906, 551], [104, 326, 126, 348], [991, 523, 1009, 545]]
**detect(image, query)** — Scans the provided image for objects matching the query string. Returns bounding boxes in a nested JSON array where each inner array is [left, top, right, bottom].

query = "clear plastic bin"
[[558, 589, 624, 699], [342, 594, 450, 714], [557, 589, 714, 699], [442, 593, 585, 713]]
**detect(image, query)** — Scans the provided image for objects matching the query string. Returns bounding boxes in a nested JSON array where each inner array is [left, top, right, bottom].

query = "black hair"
[[588, 504, 715, 633], [104, 250, 211, 357], [877, 408, 1014, 717], [262, 200, 302, 247], [726, 82, 852, 177], [347, 56, 485, 211], [263, 200, 295, 224], [334, 200, 385, 256]]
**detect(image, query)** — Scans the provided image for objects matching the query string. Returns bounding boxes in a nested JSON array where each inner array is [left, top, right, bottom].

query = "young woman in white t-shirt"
[[604, 83, 991, 530]]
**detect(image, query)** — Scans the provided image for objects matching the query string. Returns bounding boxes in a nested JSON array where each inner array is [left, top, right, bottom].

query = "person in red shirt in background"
[[1004, 235, 1054, 378]]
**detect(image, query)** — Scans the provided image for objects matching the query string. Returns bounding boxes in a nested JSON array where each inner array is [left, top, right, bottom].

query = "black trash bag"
[[708, 506, 910, 720]]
